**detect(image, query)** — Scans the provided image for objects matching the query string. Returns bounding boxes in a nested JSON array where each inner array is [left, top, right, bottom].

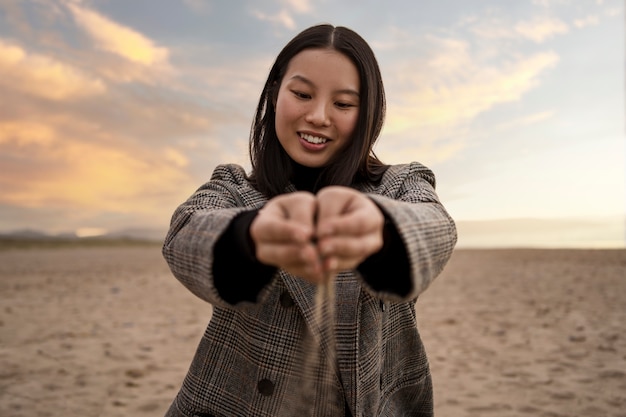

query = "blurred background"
[[0, 0, 623, 248]]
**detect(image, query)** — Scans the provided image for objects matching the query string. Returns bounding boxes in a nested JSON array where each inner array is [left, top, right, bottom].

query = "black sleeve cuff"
[[357, 212, 412, 297], [213, 210, 277, 304]]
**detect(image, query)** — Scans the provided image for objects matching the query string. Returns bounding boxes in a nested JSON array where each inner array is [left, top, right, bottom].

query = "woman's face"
[[274, 48, 360, 168]]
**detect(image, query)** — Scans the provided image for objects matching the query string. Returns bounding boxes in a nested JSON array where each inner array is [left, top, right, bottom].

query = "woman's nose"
[[304, 100, 331, 126]]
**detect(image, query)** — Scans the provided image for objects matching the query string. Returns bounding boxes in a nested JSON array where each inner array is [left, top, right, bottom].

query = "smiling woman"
[[161, 23, 457, 417]]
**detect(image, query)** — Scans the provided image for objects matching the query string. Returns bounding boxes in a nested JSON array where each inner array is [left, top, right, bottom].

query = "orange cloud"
[[1, 130, 191, 214], [163, 147, 190, 168], [67, 3, 169, 67], [0, 39, 105, 100], [0, 121, 56, 146], [0, 115, 195, 220], [0, 6, 214, 225]]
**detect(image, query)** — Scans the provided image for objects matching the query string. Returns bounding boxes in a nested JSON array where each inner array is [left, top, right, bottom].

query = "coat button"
[[257, 378, 274, 396], [380, 300, 386, 312], [279, 291, 294, 307]]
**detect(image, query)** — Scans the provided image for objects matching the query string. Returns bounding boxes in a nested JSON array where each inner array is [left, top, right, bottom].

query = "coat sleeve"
[[161, 164, 274, 308], [364, 162, 457, 301]]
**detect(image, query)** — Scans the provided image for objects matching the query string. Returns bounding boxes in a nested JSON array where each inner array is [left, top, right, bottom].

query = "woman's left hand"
[[315, 186, 385, 276]]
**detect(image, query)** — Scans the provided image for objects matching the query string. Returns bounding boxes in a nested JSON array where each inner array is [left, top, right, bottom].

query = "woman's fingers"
[[255, 240, 308, 266], [316, 186, 384, 237], [250, 192, 327, 283], [249, 187, 386, 281], [318, 232, 383, 271], [315, 187, 384, 272], [256, 240, 326, 284], [251, 216, 310, 244], [251, 191, 317, 245]]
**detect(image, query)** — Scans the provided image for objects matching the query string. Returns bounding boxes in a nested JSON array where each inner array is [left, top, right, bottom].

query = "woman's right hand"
[[250, 192, 326, 284]]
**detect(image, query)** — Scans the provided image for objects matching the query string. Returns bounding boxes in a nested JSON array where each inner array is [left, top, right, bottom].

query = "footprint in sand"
[[550, 390, 576, 401]]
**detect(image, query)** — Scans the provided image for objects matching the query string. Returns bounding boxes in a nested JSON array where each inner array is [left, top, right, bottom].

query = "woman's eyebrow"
[[288, 74, 360, 97]]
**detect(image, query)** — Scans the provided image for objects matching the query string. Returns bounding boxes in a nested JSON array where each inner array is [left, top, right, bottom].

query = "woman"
[[162, 23, 457, 417]]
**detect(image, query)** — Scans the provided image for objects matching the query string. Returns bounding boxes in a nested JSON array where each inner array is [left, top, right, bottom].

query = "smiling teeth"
[[301, 133, 327, 144]]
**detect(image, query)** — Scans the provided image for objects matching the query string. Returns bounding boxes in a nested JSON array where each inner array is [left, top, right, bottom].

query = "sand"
[[0, 245, 624, 416]]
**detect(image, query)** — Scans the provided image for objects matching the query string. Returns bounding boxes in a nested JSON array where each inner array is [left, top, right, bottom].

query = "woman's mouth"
[[299, 133, 328, 144]]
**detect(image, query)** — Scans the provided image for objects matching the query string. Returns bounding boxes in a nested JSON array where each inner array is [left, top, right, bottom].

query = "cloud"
[[0, 121, 191, 213], [251, 0, 316, 30], [573, 14, 600, 28], [252, 9, 297, 30], [0, 93, 227, 233], [163, 147, 190, 168], [605, 7, 621, 17], [281, 0, 313, 13], [376, 34, 559, 165], [492, 110, 556, 131], [468, 15, 569, 43], [66, 3, 170, 67], [0, 120, 56, 146], [182, 0, 212, 13], [0, 38, 106, 100], [531, 0, 571, 7], [465, 18, 515, 41], [0, 5, 217, 233], [384, 37, 559, 134], [376, 139, 467, 166], [515, 16, 569, 42]]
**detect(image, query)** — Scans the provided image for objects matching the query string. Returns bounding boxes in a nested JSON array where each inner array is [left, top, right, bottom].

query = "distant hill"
[[0, 228, 166, 249], [3, 229, 55, 239], [105, 228, 167, 241]]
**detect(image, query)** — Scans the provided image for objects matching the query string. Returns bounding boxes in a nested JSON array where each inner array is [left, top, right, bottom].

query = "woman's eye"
[[336, 102, 354, 109], [292, 90, 311, 99]]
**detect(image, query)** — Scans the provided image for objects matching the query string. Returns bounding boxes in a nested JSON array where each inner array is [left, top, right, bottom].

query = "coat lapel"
[[280, 270, 361, 412]]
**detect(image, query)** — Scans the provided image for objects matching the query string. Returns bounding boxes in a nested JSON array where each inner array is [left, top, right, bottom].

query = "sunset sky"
[[0, 0, 623, 247]]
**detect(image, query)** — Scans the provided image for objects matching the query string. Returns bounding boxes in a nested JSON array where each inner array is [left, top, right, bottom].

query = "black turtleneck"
[[290, 162, 323, 193], [212, 165, 411, 305]]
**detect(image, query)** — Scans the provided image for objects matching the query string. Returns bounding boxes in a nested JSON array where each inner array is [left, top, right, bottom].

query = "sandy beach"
[[0, 245, 624, 416]]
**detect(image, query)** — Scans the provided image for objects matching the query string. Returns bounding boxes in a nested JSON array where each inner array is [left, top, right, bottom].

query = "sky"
[[0, 0, 624, 248]]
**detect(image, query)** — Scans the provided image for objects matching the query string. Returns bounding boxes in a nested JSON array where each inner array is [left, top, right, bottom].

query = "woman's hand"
[[250, 187, 385, 285], [315, 186, 385, 276], [250, 192, 325, 284]]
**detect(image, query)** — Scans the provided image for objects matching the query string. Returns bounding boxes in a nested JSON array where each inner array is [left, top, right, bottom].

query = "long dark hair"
[[249, 24, 388, 197]]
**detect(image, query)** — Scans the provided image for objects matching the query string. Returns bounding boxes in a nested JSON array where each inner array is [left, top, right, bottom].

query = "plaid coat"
[[162, 162, 457, 417]]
